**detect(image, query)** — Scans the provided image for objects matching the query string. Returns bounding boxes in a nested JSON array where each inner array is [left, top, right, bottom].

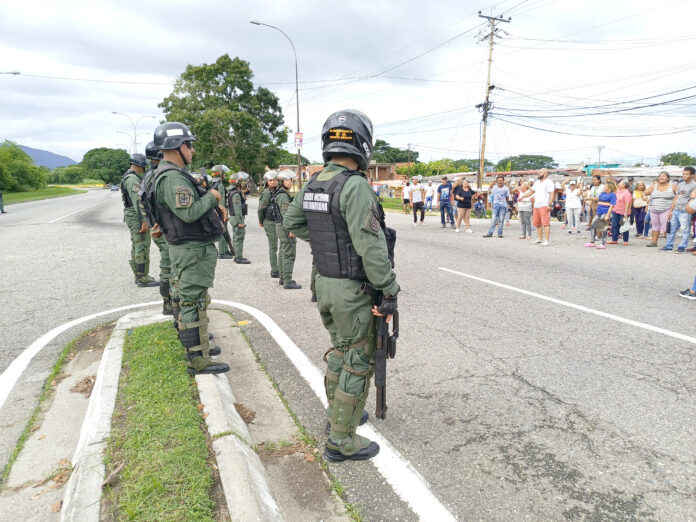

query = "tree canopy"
[[0, 141, 48, 190], [495, 155, 557, 171], [159, 54, 288, 179], [372, 140, 418, 164], [81, 147, 130, 184], [273, 149, 311, 167], [660, 152, 696, 166]]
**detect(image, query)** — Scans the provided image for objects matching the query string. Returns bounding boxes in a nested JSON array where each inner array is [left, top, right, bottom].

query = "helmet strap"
[[176, 146, 189, 166]]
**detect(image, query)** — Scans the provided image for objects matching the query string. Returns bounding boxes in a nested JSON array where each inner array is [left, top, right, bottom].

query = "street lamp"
[[111, 112, 155, 153], [116, 131, 152, 154], [250, 20, 303, 187]]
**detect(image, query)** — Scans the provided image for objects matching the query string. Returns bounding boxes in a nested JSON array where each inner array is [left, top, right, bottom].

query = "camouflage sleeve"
[[124, 174, 144, 225], [258, 190, 269, 222], [230, 193, 244, 225], [282, 185, 310, 241], [342, 177, 399, 297], [158, 173, 217, 224]]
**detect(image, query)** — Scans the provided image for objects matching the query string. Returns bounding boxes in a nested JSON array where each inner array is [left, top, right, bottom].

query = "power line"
[[494, 116, 696, 138]]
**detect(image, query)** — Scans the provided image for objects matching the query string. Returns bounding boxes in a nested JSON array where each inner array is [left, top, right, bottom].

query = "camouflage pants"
[[124, 210, 151, 275], [232, 223, 246, 258], [276, 222, 296, 283], [263, 220, 279, 273], [152, 234, 171, 284]]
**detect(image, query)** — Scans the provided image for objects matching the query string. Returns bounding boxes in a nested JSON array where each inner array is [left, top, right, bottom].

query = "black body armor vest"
[[227, 187, 248, 216], [152, 166, 224, 245], [138, 169, 156, 227], [263, 189, 278, 222], [120, 170, 138, 208], [302, 170, 368, 281]]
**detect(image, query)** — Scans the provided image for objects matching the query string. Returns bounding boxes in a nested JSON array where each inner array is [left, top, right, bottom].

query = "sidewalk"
[[0, 308, 349, 521]]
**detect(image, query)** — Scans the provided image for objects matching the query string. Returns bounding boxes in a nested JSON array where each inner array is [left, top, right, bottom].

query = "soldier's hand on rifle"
[[259, 222, 264, 228], [139, 222, 149, 234], [150, 223, 162, 238], [209, 188, 222, 202], [238, 223, 245, 228], [218, 205, 228, 222], [288, 232, 295, 239], [372, 294, 397, 323]]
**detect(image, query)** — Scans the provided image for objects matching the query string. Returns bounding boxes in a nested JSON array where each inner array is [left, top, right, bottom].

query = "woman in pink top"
[[608, 180, 633, 244]]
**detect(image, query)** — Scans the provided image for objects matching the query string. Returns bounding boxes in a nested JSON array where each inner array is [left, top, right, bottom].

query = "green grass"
[[378, 197, 404, 211], [4, 186, 86, 204], [103, 323, 215, 521]]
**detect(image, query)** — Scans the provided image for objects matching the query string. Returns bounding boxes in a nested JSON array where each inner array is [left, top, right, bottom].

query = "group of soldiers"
[[119, 109, 399, 462]]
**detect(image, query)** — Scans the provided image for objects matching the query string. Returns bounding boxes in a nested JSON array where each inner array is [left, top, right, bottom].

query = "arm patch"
[[175, 186, 194, 208], [362, 204, 381, 236]]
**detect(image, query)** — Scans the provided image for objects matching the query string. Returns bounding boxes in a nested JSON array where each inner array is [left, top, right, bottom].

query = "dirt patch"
[[234, 403, 256, 424], [70, 376, 96, 397], [256, 439, 319, 464], [73, 323, 115, 353]]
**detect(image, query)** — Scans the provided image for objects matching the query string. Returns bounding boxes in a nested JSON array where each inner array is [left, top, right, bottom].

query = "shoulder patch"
[[175, 186, 194, 208], [362, 203, 381, 236]]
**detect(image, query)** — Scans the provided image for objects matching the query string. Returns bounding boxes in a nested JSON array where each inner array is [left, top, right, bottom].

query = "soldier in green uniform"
[[150, 122, 229, 375], [276, 170, 301, 289], [227, 171, 251, 264], [284, 110, 399, 462], [121, 153, 159, 287], [211, 165, 233, 260], [0, 189, 6, 214], [138, 142, 174, 314], [257, 170, 280, 278]]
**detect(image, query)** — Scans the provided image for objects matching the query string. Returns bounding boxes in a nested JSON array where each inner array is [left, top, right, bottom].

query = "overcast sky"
[[2, 0, 696, 168]]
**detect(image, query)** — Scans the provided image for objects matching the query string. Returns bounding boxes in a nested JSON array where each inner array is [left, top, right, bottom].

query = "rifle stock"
[[374, 306, 398, 420]]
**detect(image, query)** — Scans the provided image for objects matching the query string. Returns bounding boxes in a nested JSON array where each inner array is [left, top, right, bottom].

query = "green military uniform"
[[0, 190, 6, 213], [212, 177, 231, 257], [121, 168, 155, 284], [154, 160, 223, 373], [284, 161, 399, 459], [258, 185, 280, 275], [275, 187, 296, 284], [228, 182, 246, 258]]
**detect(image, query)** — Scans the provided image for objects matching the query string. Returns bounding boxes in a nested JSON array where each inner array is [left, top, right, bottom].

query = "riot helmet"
[[321, 109, 374, 171], [211, 164, 230, 177], [145, 141, 163, 161], [129, 153, 148, 168], [263, 170, 278, 182], [277, 170, 296, 181], [229, 171, 250, 185], [153, 122, 195, 166]]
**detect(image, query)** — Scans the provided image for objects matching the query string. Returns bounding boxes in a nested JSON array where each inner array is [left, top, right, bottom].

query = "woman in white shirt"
[[561, 178, 583, 234]]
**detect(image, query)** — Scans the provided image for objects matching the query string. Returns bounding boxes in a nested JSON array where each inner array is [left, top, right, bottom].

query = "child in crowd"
[[584, 181, 616, 249]]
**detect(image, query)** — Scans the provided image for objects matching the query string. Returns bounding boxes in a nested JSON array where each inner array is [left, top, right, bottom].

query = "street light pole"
[[250, 20, 302, 188], [111, 112, 155, 154]]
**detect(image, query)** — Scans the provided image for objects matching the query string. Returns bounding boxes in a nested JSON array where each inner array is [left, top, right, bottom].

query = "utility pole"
[[476, 12, 510, 190]]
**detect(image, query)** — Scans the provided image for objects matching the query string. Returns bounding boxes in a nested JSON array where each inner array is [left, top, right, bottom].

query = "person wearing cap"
[[258, 170, 281, 278], [227, 171, 251, 263], [211, 165, 233, 259], [437, 176, 455, 228], [561, 178, 583, 234], [121, 153, 158, 287], [151, 122, 229, 376]]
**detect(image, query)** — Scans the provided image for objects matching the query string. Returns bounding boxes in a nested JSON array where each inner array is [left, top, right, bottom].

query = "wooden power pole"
[[476, 12, 510, 189]]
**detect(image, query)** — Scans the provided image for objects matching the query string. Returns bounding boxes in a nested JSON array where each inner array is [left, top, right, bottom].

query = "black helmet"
[[153, 122, 196, 150], [321, 110, 374, 171], [145, 141, 163, 161], [129, 153, 148, 168]]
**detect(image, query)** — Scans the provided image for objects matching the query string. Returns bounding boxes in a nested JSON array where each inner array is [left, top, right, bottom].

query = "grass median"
[[4, 186, 87, 204], [103, 323, 218, 521]]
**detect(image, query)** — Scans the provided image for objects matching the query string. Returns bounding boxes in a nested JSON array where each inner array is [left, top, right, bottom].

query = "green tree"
[[159, 54, 287, 179], [495, 154, 557, 171], [372, 140, 418, 163], [0, 141, 48, 190], [49, 165, 85, 184], [660, 152, 696, 166], [452, 158, 493, 171], [81, 147, 130, 184], [271, 149, 311, 167]]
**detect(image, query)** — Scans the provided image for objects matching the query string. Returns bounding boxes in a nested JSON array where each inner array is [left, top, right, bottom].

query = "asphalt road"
[[1, 191, 694, 520]]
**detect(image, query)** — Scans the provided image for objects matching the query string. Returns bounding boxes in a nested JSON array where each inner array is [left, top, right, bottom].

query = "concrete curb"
[[60, 310, 169, 522], [196, 373, 282, 521]]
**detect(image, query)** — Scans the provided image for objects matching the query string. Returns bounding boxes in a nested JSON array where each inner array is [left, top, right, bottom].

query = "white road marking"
[[440, 267, 696, 344], [47, 199, 105, 223], [0, 302, 159, 411], [213, 299, 457, 522]]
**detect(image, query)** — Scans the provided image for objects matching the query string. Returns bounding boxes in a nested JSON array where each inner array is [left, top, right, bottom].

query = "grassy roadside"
[[103, 323, 217, 521], [4, 186, 87, 204]]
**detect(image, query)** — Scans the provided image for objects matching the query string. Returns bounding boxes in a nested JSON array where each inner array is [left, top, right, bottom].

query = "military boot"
[[218, 252, 234, 259], [324, 388, 379, 462], [179, 310, 229, 375], [160, 282, 173, 316], [135, 263, 159, 287], [234, 257, 251, 264], [284, 280, 302, 289]]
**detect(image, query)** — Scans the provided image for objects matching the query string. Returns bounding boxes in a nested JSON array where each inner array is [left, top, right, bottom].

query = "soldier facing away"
[[121, 153, 159, 287], [284, 110, 399, 462], [227, 171, 251, 264], [257, 170, 281, 279], [211, 164, 234, 260], [276, 170, 301, 290], [150, 122, 229, 375]]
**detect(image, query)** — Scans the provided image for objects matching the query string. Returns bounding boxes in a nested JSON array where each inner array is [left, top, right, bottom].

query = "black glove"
[[377, 295, 398, 316]]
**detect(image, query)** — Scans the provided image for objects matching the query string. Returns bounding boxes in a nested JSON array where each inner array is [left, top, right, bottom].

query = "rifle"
[[189, 170, 235, 256], [361, 284, 399, 419], [271, 193, 295, 246]]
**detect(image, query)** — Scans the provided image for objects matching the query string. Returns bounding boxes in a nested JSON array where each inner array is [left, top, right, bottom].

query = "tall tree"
[[660, 152, 696, 166], [495, 154, 557, 171], [81, 147, 130, 184], [159, 54, 288, 178], [372, 140, 418, 164], [0, 141, 48, 190], [452, 158, 493, 171], [272, 149, 311, 167]]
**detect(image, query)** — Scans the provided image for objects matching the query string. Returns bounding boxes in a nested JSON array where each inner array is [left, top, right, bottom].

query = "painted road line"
[[47, 199, 105, 223], [213, 299, 457, 522], [440, 267, 696, 345], [0, 302, 159, 411]]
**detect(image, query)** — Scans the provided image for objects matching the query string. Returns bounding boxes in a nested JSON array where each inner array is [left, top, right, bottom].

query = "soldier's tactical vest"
[[302, 170, 369, 281], [152, 166, 224, 245], [212, 179, 224, 193], [263, 189, 278, 222], [227, 187, 248, 216], [138, 169, 156, 226], [120, 170, 139, 208]]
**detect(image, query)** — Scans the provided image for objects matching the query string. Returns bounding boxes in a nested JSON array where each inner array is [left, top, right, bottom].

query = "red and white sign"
[[294, 132, 303, 150]]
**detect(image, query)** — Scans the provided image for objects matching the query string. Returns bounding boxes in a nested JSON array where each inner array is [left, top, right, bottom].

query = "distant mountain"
[[20, 145, 77, 169]]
